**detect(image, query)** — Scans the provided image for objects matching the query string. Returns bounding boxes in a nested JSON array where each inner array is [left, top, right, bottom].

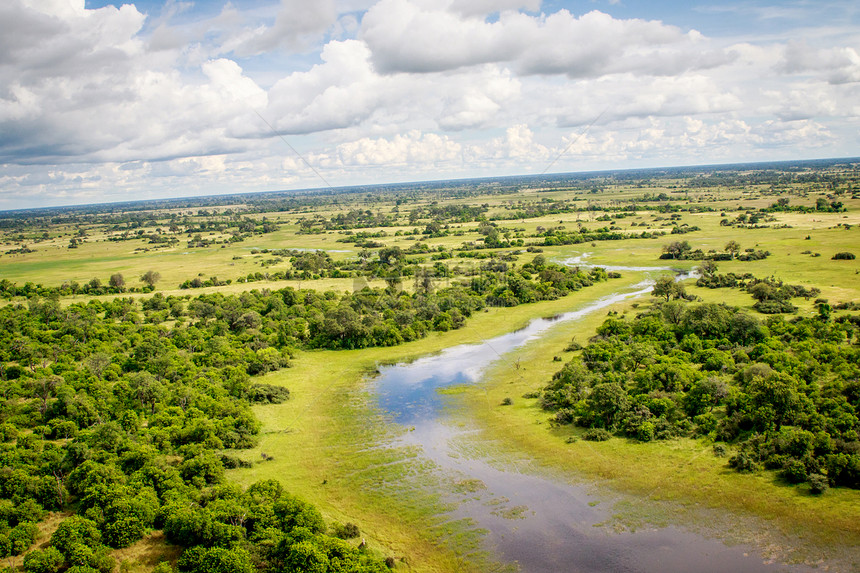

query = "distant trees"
[[661, 240, 691, 259], [141, 270, 161, 288], [109, 273, 125, 291], [725, 240, 741, 259]]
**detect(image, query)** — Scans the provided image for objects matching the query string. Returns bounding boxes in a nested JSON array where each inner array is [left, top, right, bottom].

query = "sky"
[[1, 0, 859, 209]]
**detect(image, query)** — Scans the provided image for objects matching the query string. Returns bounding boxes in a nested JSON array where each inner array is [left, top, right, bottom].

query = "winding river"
[[370, 264, 816, 573]]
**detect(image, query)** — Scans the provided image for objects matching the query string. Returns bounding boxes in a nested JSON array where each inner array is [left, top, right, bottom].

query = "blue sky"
[[2, 0, 859, 208]]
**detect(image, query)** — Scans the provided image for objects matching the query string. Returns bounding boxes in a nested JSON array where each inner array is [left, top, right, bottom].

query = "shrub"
[[177, 546, 253, 573], [583, 428, 613, 442], [9, 521, 39, 555], [331, 522, 360, 539], [781, 460, 808, 484], [832, 252, 855, 260], [728, 451, 758, 473], [500, 397, 513, 406], [51, 516, 102, 558], [808, 473, 829, 495], [246, 384, 291, 404], [23, 547, 64, 573]]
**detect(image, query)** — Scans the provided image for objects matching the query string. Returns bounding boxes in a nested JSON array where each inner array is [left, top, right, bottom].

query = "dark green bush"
[[832, 252, 855, 260], [582, 428, 613, 442]]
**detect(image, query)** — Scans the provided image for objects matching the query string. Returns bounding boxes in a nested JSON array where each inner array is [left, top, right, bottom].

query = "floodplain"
[[1, 160, 859, 572]]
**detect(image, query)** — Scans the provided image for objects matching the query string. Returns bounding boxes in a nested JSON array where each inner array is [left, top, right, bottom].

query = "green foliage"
[[51, 516, 102, 558], [0, 290, 394, 572], [651, 276, 687, 302], [331, 522, 360, 540], [178, 546, 253, 573], [832, 252, 855, 260], [808, 473, 829, 495], [23, 547, 64, 573], [8, 521, 39, 555], [542, 300, 860, 491], [582, 428, 613, 442]]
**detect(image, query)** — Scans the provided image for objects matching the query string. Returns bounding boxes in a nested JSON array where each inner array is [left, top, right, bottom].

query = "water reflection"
[[371, 277, 815, 573]]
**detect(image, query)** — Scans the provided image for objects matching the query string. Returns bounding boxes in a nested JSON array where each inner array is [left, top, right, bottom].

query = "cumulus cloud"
[[333, 130, 462, 166], [779, 40, 860, 84], [0, 1, 274, 166], [0, 0, 858, 208], [221, 0, 337, 56], [361, 1, 734, 77], [448, 0, 542, 17], [263, 41, 525, 136], [0, 0, 145, 80], [474, 124, 550, 161], [265, 40, 387, 134]]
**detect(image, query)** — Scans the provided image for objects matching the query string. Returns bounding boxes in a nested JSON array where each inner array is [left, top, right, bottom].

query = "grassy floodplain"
[[453, 293, 860, 568], [1, 160, 859, 572], [226, 276, 646, 572]]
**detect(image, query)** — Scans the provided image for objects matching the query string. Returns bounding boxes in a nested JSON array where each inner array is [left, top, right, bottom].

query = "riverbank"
[[455, 294, 860, 571], [226, 275, 646, 572]]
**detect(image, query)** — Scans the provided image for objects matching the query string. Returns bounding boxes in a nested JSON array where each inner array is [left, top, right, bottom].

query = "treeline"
[[660, 240, 769, 262], [0, 278, 156, 300], [762, 197, 845, 213], [540, 227, 668, 246], [696, 272, 821, 314], [539, 301, 860, 492]]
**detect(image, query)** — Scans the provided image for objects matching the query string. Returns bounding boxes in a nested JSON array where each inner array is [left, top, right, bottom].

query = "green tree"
[[584, 383, 630, 430], [51, 516, 102, 558], [652, 276, 684, 301], [140, 270, 161, 288], [177, 546, 253, 573], [725, 240, 741, 259], [662, 240, 691, 259], [108, 273, 125, 292], [23, 547, 64, 573], [284, 541, 329, 573]]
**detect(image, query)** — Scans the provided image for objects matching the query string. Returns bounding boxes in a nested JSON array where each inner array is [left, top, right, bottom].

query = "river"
[[370, 266, 817, 573]]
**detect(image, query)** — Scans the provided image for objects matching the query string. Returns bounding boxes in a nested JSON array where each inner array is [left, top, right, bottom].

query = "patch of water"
[[371, 280, 818, 573], [558, 253, 682, 273]]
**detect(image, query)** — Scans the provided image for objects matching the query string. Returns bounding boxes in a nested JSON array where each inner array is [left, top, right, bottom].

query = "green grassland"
[[2, 162, 859, 571]]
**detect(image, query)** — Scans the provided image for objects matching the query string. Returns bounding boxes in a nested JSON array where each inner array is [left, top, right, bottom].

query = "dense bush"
[[0, 288, 403, 572], [540, 300, 860, 490]]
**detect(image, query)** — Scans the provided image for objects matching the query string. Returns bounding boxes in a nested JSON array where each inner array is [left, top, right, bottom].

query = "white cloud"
[[0, 1, 275, 166], [222, 0, 337, 56], [333, 130, 462, 166], [361, 2, 734, 77], [779, 40, 860, 84], [448, 0, 542, 17], [473, 124, 550, 161], [0, 0, 859, 208]]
